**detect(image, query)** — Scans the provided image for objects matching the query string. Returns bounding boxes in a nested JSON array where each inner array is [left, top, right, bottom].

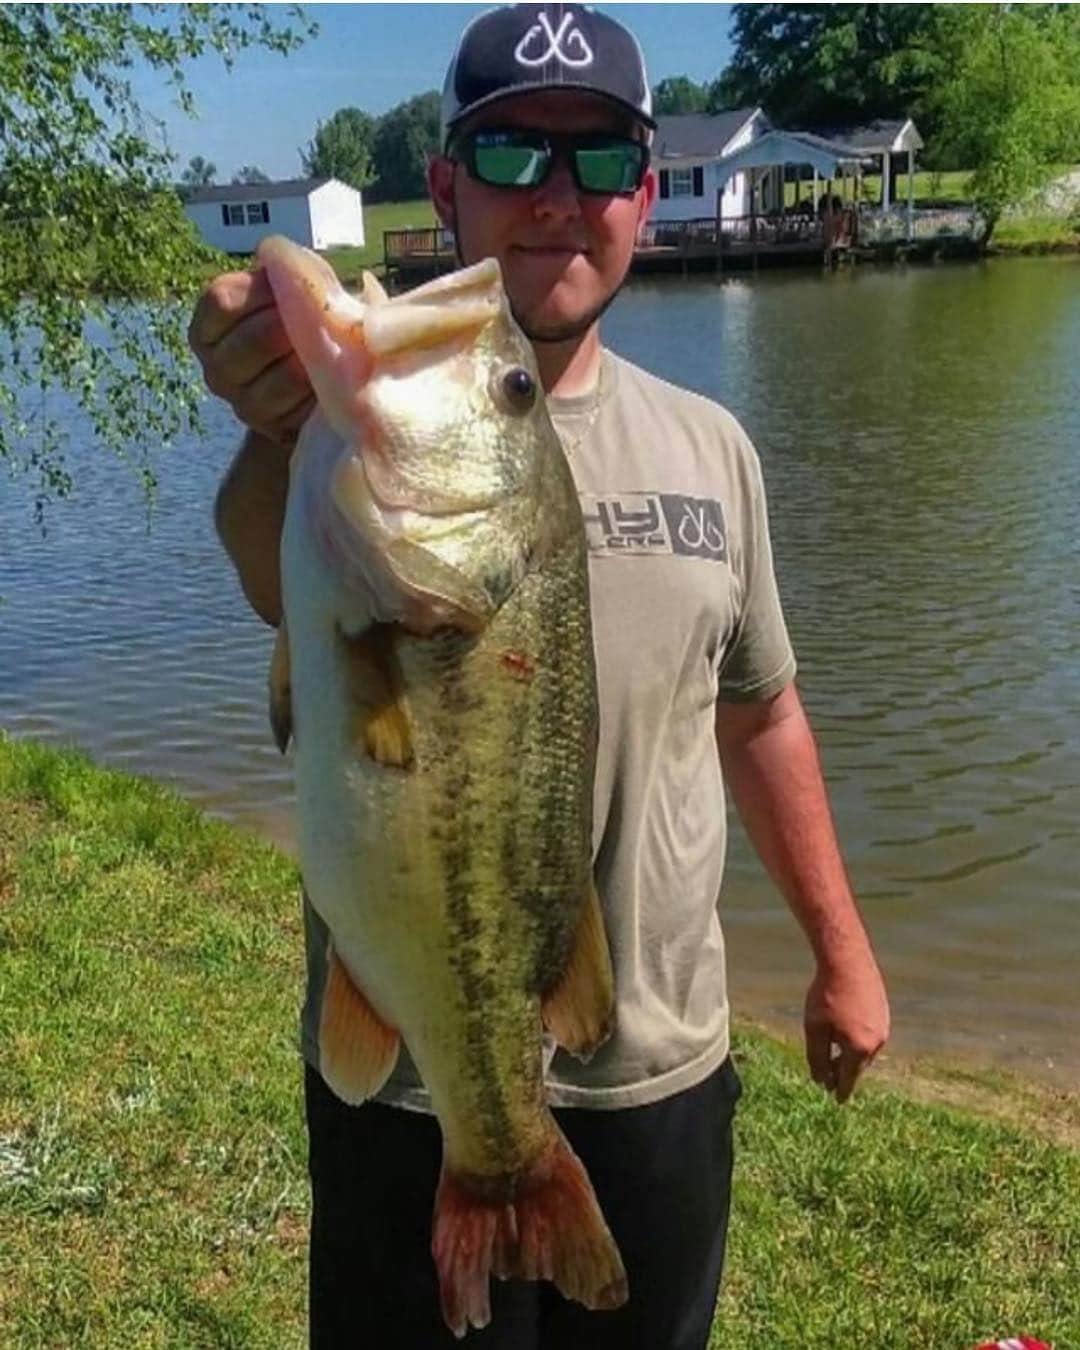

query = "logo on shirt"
[[580, 493, 728, 563], [514, 11, 594, 69]]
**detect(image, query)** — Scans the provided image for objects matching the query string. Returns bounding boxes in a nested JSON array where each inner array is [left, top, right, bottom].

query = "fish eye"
[[495, 366, 537, 415]]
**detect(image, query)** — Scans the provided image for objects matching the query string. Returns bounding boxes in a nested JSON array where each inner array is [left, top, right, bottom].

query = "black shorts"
[[305, 1056, 742, 1350]]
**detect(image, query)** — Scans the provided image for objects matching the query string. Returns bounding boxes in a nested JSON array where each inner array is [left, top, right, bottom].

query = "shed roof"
[[715, 129, 872, 181], [799, 118, 924, 154], [653, 109, 764, 161], [184, 177, 335, 205]]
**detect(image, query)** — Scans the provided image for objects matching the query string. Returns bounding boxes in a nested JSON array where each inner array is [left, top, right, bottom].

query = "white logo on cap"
[[514, 11, 594, 69]]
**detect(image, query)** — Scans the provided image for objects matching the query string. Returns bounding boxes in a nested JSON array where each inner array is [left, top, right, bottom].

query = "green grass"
[[990, 213, 1080, 253], [326, 197, 437, 281], [2, 733, 1078, 1348]]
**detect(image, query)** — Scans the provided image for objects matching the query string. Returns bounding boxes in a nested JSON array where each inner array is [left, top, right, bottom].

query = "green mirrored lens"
[[473, 141, 549, 187], [575, 145, 643, 193]]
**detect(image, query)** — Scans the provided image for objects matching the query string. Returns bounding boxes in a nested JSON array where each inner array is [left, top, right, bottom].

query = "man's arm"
[[214, 432, 292, 627], [188, 266, 314, 626], [715, 681, 890, 1103]]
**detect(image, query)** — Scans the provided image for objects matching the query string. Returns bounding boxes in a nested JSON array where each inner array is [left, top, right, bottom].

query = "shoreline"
[[4, 729, 1077, 1117], [3, 731, 1077, 1344]]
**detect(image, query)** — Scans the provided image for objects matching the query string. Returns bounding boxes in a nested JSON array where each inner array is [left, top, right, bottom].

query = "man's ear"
[[427, 155, 456, 230]]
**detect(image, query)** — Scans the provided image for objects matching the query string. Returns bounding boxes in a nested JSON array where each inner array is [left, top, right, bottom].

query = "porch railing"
[[857, 205, 988, 245]]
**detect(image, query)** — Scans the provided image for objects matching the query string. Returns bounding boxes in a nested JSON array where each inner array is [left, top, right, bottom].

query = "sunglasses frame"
[[451, 127, 650, 197]]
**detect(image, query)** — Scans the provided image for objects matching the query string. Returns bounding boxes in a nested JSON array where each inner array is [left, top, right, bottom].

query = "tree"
[[0, 3, 315, 521], [302, 106, 375, 191], [181, 155, 218, 189], [923, 5, 1080, 231], [710, 4, 938, 131], [652, 76, 709, 117], [233, 164, 271, 185], [369, 92, 441, 203]]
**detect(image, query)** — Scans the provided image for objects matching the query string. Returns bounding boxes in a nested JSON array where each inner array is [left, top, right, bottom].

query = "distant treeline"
[[301, 92, 441, 203]]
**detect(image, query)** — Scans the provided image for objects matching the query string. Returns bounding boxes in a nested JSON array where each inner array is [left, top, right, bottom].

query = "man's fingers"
[[205, 306, 297, 394], [189, 267, 275, 354], [805, 1022, 834, 1087], [833, 1044, 864, 1104], [234, 351, 313, 432]]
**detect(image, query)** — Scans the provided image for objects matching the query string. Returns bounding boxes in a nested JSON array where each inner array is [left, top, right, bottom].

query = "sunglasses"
[[452, 128, 649, 196]]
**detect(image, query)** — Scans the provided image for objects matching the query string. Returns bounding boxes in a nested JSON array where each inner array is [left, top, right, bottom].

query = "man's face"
[[428, 91, 657, 343]]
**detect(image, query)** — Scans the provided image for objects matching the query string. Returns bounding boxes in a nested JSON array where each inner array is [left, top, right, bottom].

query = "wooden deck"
[[382, 206, 984, 284]]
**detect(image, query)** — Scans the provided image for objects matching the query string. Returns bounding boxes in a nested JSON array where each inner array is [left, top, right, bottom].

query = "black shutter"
[[261, 201, 269, 223], [221, 204, 229, 226], [659, 169, 670, 199], [693, 166, 704, 197]]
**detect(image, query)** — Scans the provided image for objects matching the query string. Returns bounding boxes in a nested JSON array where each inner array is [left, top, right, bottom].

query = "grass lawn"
[[2, 734, 1078, 1348], [327, 198, 437, 281]]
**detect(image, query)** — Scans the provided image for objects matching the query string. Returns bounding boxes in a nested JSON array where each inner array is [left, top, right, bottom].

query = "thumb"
[[805, 1018, 836, 1087]]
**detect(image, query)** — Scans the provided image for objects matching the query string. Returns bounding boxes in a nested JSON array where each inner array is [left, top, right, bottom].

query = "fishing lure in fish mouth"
[[257, 234, 625, 1337]]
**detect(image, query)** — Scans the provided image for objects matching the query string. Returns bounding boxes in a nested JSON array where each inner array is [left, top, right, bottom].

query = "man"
[[190, 6, 890, 1347]]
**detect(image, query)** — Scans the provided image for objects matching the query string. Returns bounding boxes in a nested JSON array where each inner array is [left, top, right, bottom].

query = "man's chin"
[[510, 289, 623, 345]]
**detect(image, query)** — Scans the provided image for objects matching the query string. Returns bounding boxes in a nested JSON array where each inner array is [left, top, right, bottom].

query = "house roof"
[[183, 177, 335, 205], [716, 129, 872, 181], [653, 109, 764, 161], [799, 119, 924, 154]]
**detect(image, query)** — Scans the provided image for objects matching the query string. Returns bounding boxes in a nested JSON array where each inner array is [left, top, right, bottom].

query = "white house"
[[183, 177, 365, 254], [653, 108, 770, 222]]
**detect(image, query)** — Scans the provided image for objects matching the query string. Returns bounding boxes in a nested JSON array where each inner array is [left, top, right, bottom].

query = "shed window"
[[245, 201, 269, 225], [220, 204, 245, 226]]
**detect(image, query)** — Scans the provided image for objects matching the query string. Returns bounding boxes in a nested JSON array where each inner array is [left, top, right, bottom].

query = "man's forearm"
[[716, 684, 874, 970], [214, 430, 292, 627]]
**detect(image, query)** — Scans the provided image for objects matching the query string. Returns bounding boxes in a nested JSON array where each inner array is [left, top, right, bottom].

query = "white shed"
[[653, 108, 770, 223], [183, 177, 365, 254]]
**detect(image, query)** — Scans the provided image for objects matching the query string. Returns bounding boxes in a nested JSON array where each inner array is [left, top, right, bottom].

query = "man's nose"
[[532, 154, 582, 221]]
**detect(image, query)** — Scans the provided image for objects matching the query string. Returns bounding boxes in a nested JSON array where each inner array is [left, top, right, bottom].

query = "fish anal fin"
[[343, 624, 414, 768], [541, 882, 615, 1063], [318, 942, 401, 1105], [268, 621, 293, 753]]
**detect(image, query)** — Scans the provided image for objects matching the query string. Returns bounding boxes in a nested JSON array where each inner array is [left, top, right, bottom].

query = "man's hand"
[[188, 267, 314, 445], [717, 683, 891, 1104], [804, 945, 890, 1104]]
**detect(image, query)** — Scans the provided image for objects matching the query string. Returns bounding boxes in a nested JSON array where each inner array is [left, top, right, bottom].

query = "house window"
[[219, 202, 268, 226], [670, 166, 704, 198]]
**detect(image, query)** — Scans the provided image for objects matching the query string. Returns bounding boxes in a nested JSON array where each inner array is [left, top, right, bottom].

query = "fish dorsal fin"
[[540, 882, 615, 1062], [318, 940, 401, 1104]]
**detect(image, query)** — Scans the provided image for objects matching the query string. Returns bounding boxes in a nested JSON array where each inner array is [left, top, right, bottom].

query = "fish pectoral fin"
[[268, 621, 293, 753], [541, 882, 616, 1063], [343, 624, 414, 769], [317, 942, 401, 1105]]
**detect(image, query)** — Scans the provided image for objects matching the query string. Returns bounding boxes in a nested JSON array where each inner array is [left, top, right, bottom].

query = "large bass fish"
[[256, 237, 626, 1337]]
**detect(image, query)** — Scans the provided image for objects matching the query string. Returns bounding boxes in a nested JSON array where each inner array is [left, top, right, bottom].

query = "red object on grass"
[[971, 1339, 1052, 1350]]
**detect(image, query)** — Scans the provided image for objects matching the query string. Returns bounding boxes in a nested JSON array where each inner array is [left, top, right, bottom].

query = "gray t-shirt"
[[299, 350, 796, 1111]]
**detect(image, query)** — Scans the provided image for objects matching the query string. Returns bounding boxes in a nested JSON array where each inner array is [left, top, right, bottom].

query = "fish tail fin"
[[432, 1125, 627, 1339]]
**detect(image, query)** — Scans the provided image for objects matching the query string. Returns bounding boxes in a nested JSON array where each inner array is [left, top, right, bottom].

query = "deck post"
[[906, 147, 915, 242], [881, 150, 891, 210]]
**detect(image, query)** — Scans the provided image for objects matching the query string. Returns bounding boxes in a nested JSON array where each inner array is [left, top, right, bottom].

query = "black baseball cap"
[[441, 4, 655, 150]]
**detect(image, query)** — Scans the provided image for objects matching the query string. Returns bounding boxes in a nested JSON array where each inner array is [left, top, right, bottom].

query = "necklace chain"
[[556, 357, 605, 459]]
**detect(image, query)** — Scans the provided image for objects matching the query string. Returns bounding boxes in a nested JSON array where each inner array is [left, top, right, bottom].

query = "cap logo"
[[514, 11, 594, 70]]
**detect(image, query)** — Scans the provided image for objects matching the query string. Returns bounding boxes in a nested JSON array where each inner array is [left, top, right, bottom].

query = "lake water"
[[2, 255, 1078, 1088]]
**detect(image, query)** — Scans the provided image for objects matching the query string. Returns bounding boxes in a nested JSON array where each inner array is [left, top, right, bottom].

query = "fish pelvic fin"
[[343, 624, 414, 769], [541, 881, 616, 1062], [317, 941, 401, 1105], [268, 621, 293, 753], [433, 1124, 628, 1339]]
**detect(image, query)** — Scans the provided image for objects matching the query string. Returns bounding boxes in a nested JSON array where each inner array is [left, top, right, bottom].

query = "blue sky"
[[133, 4, 735, 183]]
